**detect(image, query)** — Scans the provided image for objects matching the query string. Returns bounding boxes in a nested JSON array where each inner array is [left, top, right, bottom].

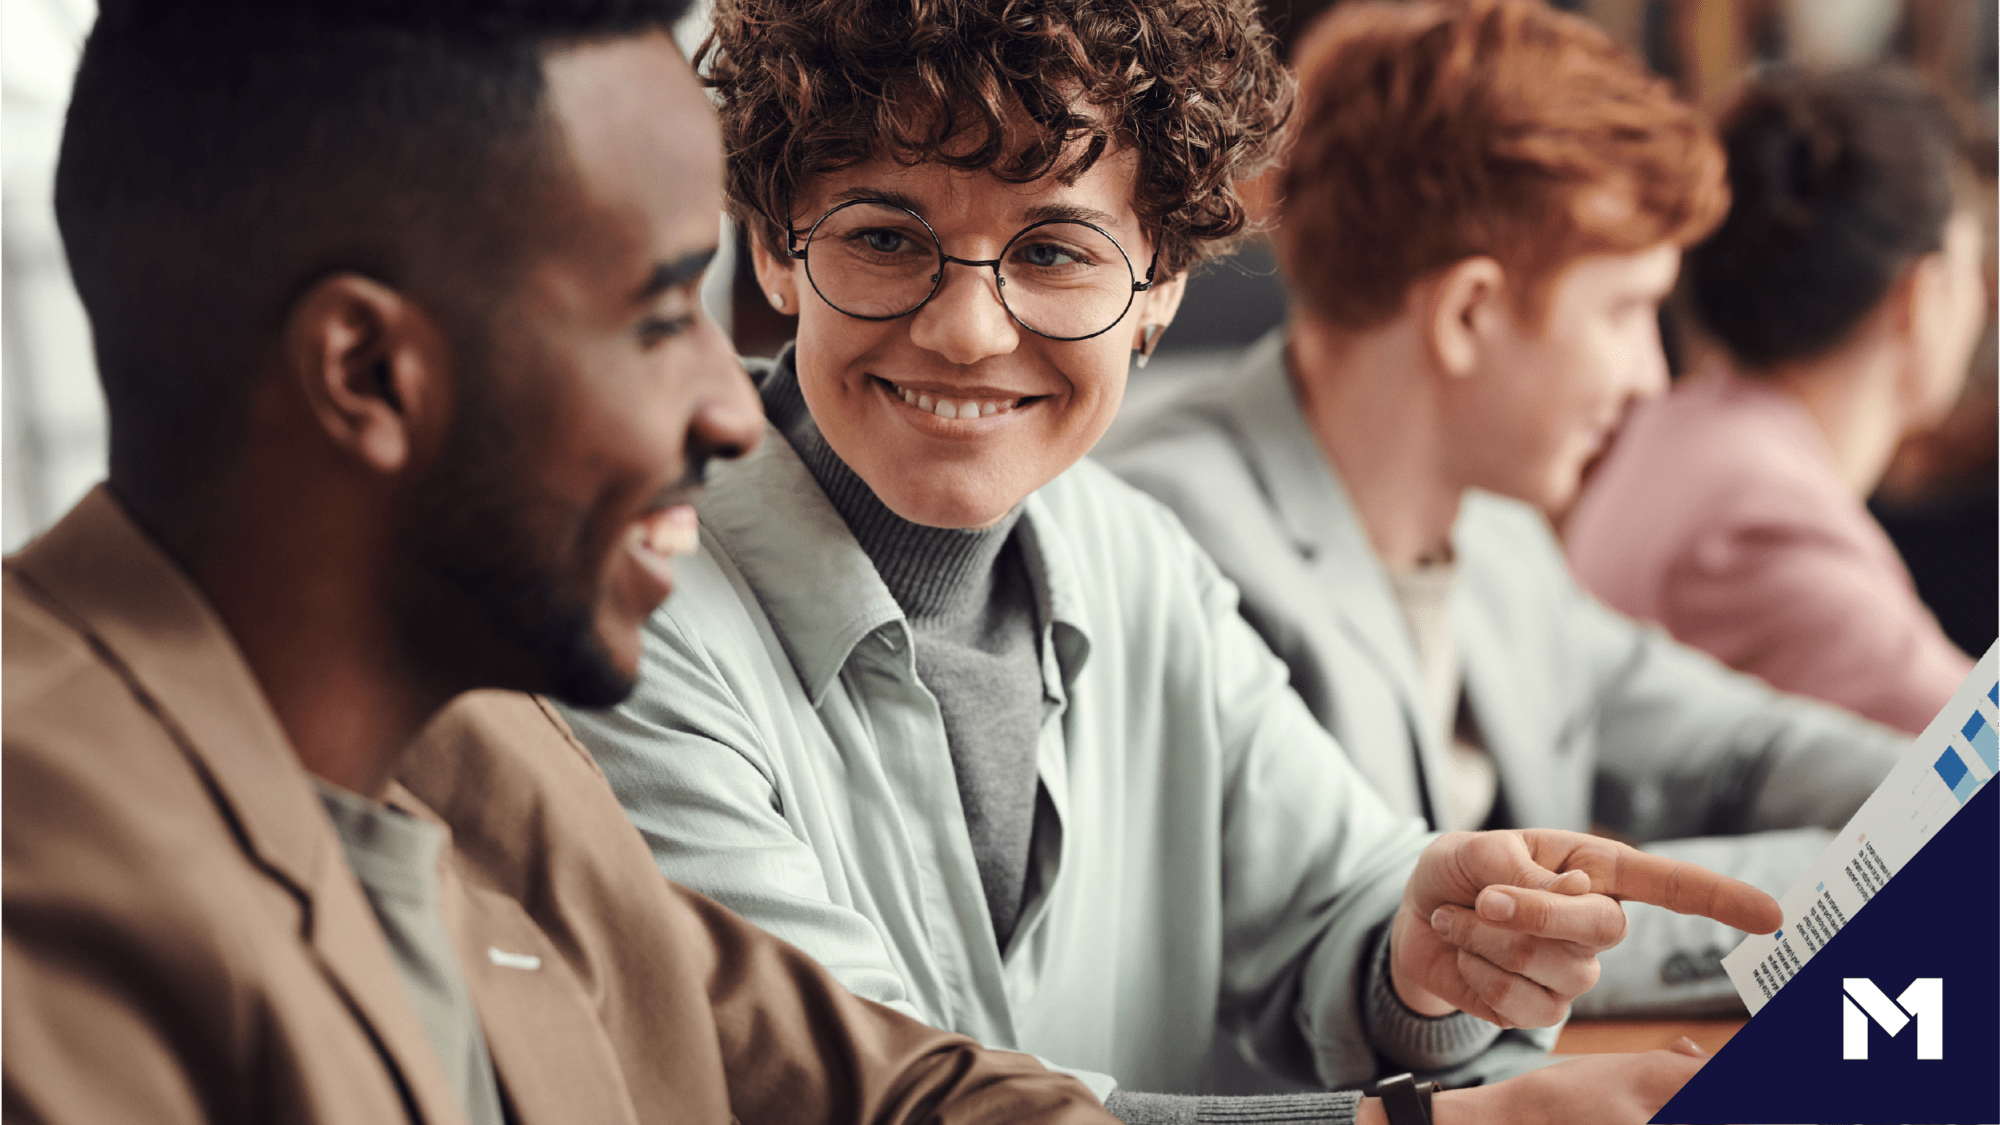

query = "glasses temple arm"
[[1134, 250, 1160, 293]]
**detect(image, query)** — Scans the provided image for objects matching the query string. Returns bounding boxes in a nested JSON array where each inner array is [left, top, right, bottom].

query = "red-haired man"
[[1102, 0, 1909, 1017]]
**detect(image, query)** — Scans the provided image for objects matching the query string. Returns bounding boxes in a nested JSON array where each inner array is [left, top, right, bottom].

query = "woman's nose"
[[907, 261, 1020, 366]]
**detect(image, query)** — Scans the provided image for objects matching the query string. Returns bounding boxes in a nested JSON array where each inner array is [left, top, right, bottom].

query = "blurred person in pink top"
[[1566, 66, 1984, 736]]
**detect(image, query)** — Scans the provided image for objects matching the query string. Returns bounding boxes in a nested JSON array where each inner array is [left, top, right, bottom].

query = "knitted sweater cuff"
[[1105, 1090, 1362, 1125], [1362, 924, 1501, 1070]]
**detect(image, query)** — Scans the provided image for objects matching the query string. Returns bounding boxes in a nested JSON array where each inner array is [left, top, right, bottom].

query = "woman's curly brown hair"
[[700, 0, 1293, 279]]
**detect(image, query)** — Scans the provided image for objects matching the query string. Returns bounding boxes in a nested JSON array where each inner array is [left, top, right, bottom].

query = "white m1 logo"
[[1842, 977, 1942, 1060]]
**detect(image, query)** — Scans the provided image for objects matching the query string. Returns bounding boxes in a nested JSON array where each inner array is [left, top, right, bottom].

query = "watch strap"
[[1377, 1073, 1439, 1125]]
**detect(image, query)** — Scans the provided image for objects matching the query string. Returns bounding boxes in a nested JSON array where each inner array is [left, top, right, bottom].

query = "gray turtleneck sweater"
[[766, 366, 1045, 950], [760, 353, 1468, 1125]]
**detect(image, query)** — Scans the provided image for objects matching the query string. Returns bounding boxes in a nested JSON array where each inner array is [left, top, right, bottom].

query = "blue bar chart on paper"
[[1723, 642, 2000, 1013], [1933, 744, 1975, 803], [1931, 700, 1996, 808]]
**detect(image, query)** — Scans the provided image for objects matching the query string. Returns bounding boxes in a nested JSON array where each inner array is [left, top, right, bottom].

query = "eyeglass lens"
[[802, 201, 1138, 340]]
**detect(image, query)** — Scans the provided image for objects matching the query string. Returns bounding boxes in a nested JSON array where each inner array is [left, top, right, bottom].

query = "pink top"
[[1565, 360, 1972, 735]]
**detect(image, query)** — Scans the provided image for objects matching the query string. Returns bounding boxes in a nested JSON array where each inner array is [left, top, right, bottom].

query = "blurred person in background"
[[1100, 0, 1907, 1019], [515, 0, 1789, 1121], [1566, 66, 1985, 736]]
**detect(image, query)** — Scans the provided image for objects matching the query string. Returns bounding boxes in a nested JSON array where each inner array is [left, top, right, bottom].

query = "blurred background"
[[5, 0, 1993, 651]]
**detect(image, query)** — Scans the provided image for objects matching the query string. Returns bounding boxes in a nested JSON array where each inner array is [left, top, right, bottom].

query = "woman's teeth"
[[890, 383, 1019, 420]]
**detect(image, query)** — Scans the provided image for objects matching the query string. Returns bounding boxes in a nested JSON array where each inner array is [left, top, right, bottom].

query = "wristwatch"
[[1376, 1073, 1441, 1125]]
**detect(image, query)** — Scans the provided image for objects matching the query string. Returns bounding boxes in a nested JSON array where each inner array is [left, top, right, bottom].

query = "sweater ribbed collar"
[[761, 349, 1022, 623]]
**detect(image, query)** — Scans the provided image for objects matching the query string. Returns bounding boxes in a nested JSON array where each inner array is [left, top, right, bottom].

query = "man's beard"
[[394, 385, 636, 710]]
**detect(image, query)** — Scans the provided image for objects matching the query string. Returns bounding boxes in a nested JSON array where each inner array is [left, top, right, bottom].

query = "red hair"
[[1278, 0, 1728, 329]]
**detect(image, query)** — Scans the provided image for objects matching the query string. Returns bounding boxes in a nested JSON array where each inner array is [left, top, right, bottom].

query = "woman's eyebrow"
[[829, 187, 926, 213], [824, 188, 1119, 230], [1023, 202, 1117, 226]]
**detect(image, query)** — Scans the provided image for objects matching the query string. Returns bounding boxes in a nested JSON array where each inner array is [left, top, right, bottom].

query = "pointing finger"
[[1595, 848, 1782, 935]]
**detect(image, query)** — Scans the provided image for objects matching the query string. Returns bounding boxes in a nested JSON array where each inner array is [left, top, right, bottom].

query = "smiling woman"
[[551, 1, 1767, 1123], [702, 0, 1289, 529]]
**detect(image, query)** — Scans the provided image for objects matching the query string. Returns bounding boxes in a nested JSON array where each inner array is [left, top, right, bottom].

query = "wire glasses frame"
[[786, 198, 1158, 342]]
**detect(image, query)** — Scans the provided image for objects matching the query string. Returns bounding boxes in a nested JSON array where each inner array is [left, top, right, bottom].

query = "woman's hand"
[[1389, 829, 1781, 1026]]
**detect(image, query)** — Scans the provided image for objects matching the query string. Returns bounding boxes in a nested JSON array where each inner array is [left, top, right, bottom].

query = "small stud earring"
[[770, 291, 787, 312], [1134, 324, 1164, 369]]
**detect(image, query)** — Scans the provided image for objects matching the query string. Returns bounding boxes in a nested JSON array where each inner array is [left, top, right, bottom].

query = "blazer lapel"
[[1453, 547, 1564, 832], [1213, 336, 1447, 826], [306, 857, 476, 1125], [10, 487, 472, 1125], [426, 833, 642, 1125]]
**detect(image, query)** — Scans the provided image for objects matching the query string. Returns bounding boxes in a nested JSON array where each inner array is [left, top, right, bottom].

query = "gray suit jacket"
[[1098, 330, 1909, 1016]]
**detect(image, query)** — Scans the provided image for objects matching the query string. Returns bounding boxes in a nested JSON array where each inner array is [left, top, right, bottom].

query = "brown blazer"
[[3, 487, 1108, 1125]]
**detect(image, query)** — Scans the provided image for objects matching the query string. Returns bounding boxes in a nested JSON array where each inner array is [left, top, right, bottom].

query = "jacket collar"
[[1204, 338, 1560, 827], [9, 487, 333, 893], [1206, 329, 1433, 712], [7, 485, 480, 1125]]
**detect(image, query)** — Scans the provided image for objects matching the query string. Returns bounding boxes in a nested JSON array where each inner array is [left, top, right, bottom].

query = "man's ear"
[[283, 273, 451, 476], [1426, 256, 1507, 378], [747, 228, 802, 316]]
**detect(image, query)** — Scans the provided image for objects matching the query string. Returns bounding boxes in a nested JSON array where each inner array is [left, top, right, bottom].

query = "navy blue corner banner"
[[1654, 779, 1999, 1123]]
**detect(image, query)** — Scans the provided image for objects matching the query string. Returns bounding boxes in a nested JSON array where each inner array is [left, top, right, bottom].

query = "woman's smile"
[[871, 374, 1048, 426]]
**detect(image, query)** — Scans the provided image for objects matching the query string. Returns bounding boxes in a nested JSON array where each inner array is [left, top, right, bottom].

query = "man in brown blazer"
[[2, 3, 1115, 1123]]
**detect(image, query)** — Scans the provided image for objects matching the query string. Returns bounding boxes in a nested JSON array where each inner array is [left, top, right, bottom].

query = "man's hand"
[[1433, 1039, 1710, 1124], [1355, 1040, 1713, 1125], [1389, 829, 1782, 1026]]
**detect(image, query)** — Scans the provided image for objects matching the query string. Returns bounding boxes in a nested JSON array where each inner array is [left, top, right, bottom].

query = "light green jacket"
[[566, 409, 1551, 1098]]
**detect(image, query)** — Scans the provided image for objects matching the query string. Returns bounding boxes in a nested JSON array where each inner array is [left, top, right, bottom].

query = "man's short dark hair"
[[56, 0, 693, 515]]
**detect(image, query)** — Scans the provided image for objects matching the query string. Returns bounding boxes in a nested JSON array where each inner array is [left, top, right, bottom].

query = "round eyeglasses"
[[786, 198, 1157, 342]]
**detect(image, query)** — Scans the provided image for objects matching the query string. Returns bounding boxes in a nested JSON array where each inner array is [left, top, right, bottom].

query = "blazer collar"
[[7, 486, 481, 1125], [9, 487, 332, 893], [1210, 329, 1432, 710]]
